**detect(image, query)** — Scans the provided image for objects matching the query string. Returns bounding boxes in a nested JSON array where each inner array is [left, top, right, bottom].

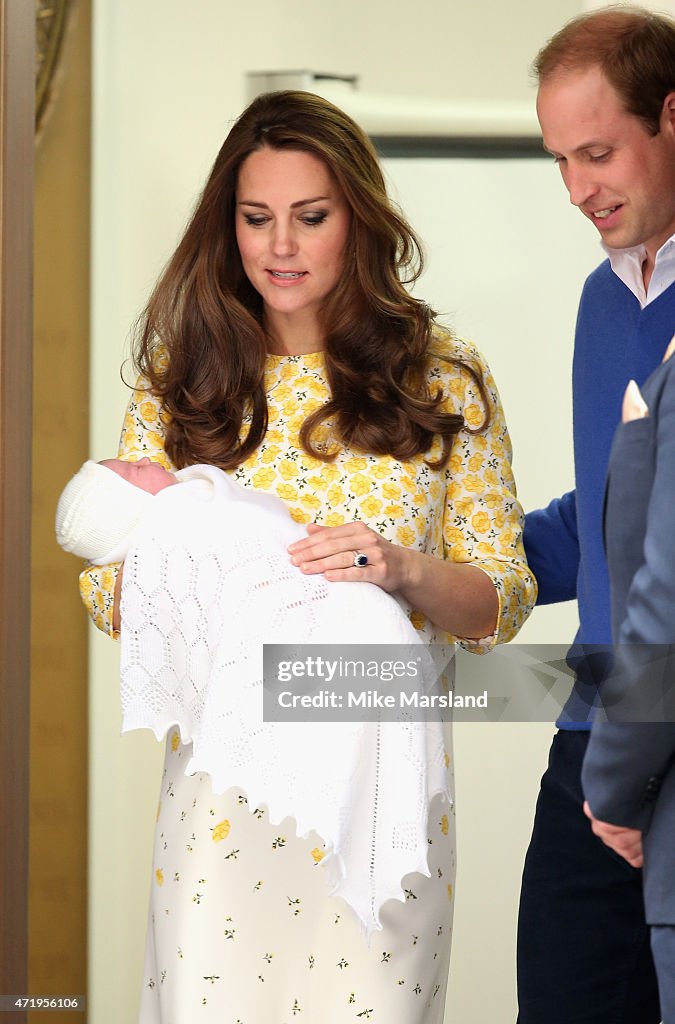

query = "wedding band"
[[353, 551, 368, 568]]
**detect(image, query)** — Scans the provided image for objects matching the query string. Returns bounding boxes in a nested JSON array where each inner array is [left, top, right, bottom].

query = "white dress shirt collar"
[[602, 234, 675, 309]]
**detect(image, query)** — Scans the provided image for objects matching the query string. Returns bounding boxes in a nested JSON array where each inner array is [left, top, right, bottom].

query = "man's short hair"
[[533, 5, 675, 135]]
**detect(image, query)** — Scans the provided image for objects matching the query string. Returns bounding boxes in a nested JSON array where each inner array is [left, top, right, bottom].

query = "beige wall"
[[584, 0, 675, 11], [89, 1, 621, 1021]]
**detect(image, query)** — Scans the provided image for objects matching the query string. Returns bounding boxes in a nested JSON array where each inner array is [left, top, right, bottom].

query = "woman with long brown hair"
[[80, 90, 535, 1022]]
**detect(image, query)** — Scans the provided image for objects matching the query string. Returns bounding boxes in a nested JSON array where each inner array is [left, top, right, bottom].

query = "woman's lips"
[[266, 270, 308, 285]]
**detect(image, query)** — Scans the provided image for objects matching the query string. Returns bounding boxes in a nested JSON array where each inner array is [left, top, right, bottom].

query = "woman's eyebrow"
[[237, 195, 330, 209], [290, 196, 330, 208]]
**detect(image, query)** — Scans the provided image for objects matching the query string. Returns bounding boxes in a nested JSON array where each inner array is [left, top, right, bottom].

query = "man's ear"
[[661, 91, 675, 137]]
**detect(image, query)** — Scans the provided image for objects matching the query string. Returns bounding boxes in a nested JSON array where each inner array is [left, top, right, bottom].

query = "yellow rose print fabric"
[[79, 331, 536, 648]]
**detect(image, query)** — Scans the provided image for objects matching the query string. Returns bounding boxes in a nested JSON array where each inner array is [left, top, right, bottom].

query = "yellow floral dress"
[[80, 332, 535, 1023]]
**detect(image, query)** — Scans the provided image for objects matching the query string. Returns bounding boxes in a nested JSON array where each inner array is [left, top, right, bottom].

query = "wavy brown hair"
[[134, 90, 489, 470]]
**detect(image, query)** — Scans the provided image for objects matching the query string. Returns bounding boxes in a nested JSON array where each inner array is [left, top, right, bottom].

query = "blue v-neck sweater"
[[524, 261, 675, 727]]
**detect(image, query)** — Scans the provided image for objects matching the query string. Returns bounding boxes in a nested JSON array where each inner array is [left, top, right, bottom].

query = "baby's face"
[[99, 458, 178, 495]]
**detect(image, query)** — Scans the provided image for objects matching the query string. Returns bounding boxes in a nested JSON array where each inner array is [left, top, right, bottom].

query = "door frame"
[[0, 0, 34, 1008]]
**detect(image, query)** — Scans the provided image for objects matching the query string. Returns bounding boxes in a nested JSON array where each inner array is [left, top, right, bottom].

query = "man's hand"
[[583, 801, 644, 868]]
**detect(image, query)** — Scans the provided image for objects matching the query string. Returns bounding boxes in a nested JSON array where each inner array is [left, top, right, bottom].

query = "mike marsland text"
[[276, 689, 488, 709]]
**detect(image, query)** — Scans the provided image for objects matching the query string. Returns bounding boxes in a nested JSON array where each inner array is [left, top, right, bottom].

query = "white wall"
[[383, 155, 600, 1018], [90, 1, 616, 1021]]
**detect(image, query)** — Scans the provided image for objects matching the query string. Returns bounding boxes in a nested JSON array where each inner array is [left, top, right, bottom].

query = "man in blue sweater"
[[517, 8, 675, 1023]]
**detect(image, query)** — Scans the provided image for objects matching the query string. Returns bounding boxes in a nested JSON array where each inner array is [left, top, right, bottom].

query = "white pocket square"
[[622, 380, 649, 423]]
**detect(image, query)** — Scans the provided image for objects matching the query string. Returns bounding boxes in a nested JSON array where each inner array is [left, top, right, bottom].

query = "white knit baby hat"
[[55, 460, 154, 561]]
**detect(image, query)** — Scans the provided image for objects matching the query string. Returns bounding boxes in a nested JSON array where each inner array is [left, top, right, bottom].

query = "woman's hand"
[[289, 521, 498, 639], [288, 522, 409, 593]]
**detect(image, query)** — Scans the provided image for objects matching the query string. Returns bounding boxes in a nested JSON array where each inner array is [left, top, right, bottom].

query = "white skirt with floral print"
[[138, 731, 456, 1024]]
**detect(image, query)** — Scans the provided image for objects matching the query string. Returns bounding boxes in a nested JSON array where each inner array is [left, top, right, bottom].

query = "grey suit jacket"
[[582, 353, 675, 926]]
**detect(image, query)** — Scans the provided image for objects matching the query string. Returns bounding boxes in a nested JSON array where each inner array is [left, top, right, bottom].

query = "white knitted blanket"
[[119, 465, 451, 935]]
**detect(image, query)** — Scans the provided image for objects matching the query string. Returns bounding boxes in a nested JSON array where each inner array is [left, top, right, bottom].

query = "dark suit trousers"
[[651, 928, 675, 1024], [516, 730, 660, 1023]]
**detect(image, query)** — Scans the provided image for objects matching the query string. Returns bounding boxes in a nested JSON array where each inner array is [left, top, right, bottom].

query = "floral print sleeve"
[[78, 380, 170, 637], [432, 333, 537, 652]]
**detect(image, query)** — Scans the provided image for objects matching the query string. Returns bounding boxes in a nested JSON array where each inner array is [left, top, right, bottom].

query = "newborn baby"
[[57, 457, 189, 563], [55, 456, 423, 650]]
